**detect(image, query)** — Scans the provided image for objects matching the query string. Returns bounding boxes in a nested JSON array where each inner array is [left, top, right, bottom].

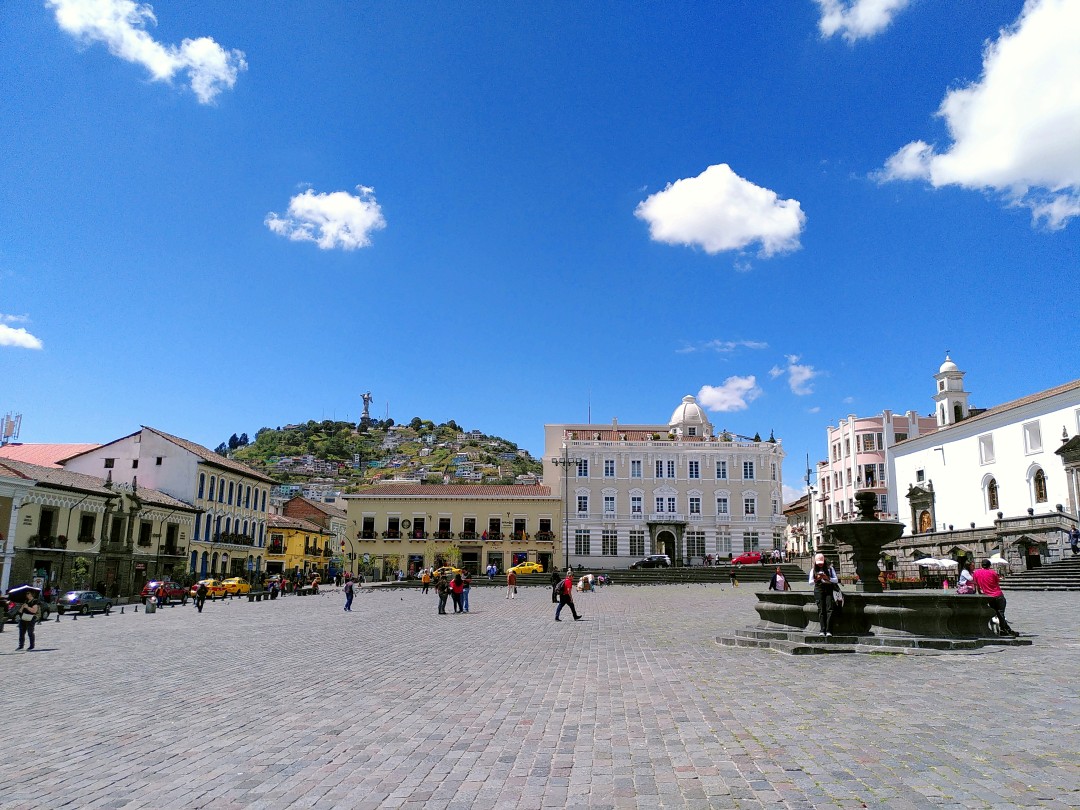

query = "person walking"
[[555, 571, 581, 622], [550, 569, 561, 604], [767, 567, 791, 591], [156, 584, 167, 608], [461, 570, 472, 613], [506, 569, 517, 599], [195, 581, 208, 613], [436, 575, 449, 615], [421, 568, 431, 595], [1070, 527, 1080, 556], [728, 565, 739, 588], [809, 553, 838, 637], [973, 559, 1018, 636], [343, 577, 354, 612], [17, 591, 39, 650]]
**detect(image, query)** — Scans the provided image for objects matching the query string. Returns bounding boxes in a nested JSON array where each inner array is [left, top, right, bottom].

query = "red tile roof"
[[0, 443, 100, 468], [268, 513, 328, 533]]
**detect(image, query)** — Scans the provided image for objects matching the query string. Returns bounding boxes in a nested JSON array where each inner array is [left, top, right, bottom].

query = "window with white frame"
[[979, 434, 995, 464], [744, 530, 760, 551], [574, 529, 591, 555], [577, 459, 589, 477], [1024, 422, 1042, 454], [667, 497, 676, 513], [629, 529, 645, 557], [743, 461, 755, 480], [602, 529, 618, 555], [744, 496, 756, 515], [631, 495, 643, 514], [716, 496, 729, 514], [604, 459, 615, 477], [717, 528, 732, 556], [770, 463, 777, 480], [689, 496, 701, 514], [686, 531, 705, 557], [772, 499, 779, 515], [667, 460, 675, 478], [655, 460, 664, 478], [603, 495, 615, 514], [576, 495, 589, 513], [772, 530, 783, 550], [877, 493, 888, 513], [655, 497, 665, 513], [630, 459, 642, 478], [1033, 468, 1048, 503], [688, 460, 700, 479], [716, 460, 728, 479]]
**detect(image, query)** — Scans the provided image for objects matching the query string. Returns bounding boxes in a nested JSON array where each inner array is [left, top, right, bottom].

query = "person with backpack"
[[343, 577, 354, 612], [554, 571, 582, 622], [195, 581, 208, 613], [550, 569, 561, 603], [436, 576, 449, 615]]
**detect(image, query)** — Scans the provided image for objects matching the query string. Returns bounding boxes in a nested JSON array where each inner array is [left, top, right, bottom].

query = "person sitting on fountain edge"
[[972, 559, 1018, 637]]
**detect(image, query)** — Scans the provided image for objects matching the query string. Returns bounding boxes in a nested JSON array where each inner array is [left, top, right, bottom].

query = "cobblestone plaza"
[[4, 584, 1078, 809]]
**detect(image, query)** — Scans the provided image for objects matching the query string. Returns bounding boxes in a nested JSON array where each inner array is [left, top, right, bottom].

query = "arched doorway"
[[655, 530, 677, 561]]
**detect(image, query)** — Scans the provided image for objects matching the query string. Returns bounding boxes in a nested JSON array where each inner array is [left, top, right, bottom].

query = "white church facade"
[[887, 357, 1080, 569], [542, 395, 786, 569]]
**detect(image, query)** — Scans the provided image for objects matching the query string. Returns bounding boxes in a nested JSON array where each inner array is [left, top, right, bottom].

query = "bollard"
[[120, 606, 124, 614], [72, 613, 77, 620], [135, 604, 138, 612], [56, 612, 60, 622]]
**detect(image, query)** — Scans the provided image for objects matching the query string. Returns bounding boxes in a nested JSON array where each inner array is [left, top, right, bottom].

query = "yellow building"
[[266, 514, 333, 579], [343, 484, 562, 579]]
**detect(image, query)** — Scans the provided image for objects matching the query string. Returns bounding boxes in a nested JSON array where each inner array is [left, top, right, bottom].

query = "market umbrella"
[[936, 559, 959, 568], [988, 553, 1009, 566], [6, 585, 40, 600], [914, 557, 940, 567]]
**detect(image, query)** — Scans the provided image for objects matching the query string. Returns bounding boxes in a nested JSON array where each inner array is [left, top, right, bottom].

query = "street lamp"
[[221, 552, 229, 579], [550, 443, 583, 573]]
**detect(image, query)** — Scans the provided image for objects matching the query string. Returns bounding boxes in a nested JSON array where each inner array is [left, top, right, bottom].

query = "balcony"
[[433, 531, 454, 540], [408, 531, 429, 541], [458, 531, 478, 540], [648, 513, 686, 523], [214, 532, 254, 547], [382, 530, 401, 539], [535, 531, 555, 542], [483, 532, 504, 541], [715, 514, 731, 523], [268, 544, 285, 555], [688, 513, 703, 522], [161, 544, 185, 556], [27, 535, 67, 550], [509, 531, 529, 542], [359, 530, 377, 540]]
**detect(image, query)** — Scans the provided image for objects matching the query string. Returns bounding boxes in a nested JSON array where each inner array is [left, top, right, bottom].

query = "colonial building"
[[886, 356, 1080, 570], [783, 493, 811, 557], [281, 496, 349, 576], [343, 484, 561, 578], [542, 395, 786, 569], [265, 513, 333, 579], [61, 427, 275, 580], [817, 410, 938, 525], [0, 458, 197, 596]]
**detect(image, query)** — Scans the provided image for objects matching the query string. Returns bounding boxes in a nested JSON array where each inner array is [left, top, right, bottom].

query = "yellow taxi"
[[432, 565, 465, 580], [222, 577, 251, 595], [508, 561, 544, 575], [190, 579, 227, 599]]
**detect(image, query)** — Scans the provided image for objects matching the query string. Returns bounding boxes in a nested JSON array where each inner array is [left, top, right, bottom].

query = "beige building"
[[0, 458, 198, 597], [265, 513, 333, 580], [343, 484, 561, 578], [543, 395, 786, 568]]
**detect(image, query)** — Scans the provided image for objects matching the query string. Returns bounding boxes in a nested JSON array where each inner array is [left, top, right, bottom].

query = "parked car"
[[630, 554, 671, 569], [731, 551, 763, 566], [56, 590, 112, 616], [508, 561, 544, 575], [189, 579, 227, 599], [432, 566, 464, 580], [222, 577, 251, 595], [139, 580, 188, 605]]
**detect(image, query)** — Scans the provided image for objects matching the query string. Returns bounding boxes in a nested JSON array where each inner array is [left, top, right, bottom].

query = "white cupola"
[[932, 354, 970, 428], [668, 395, 712, 438]]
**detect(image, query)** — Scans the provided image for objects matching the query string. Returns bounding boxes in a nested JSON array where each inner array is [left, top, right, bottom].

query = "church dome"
[[669, 395, 712, 435], [939, 355, 958, 374]]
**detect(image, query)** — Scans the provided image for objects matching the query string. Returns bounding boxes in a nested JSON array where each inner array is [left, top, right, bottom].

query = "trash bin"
[[144, 600, 157, 614]]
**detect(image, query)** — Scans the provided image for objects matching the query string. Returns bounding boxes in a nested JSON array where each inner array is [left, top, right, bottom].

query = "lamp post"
[[550, 443, 583, 573]]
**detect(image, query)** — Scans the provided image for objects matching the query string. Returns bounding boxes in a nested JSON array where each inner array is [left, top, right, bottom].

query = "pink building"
[[816, 410, 937, 526]]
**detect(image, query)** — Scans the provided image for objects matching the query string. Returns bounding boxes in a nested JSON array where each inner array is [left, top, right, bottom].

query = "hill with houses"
[[216, 418, 543, 495]]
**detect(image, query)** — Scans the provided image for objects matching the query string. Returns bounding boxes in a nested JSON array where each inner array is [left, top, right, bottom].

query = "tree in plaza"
[[71, 556, 91, 589], [425, 539, 461, 569]]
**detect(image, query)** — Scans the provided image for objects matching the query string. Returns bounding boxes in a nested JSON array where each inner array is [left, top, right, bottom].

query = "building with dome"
[[543, 396, 785, 569], [886, 356, 1080, 570]]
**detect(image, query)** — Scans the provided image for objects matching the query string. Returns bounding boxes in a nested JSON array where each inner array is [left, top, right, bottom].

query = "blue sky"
[[2, 0, 1078, 499]]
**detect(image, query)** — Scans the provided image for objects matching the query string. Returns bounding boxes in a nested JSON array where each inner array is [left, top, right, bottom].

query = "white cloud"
[[697, 376, 763, 412], [842, 396, 855, 404], [807, 406, 822, 414], [0, 316, 43, 349], [782, 483, 807, 504], [772, 354, 819, 395], [880, 0, 1080, 228], [678, 339, 768, 354], [266, 185, 386, 251], [635, 164, 806, 258], [47, 0, 246, 104], [814, 0, 912, 42]]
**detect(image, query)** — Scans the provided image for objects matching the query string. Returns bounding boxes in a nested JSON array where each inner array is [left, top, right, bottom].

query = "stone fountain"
[[718, 490, 1031, 654]]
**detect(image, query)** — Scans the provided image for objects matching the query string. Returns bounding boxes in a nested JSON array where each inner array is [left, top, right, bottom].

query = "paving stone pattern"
[[3, 584, 1079, 809]]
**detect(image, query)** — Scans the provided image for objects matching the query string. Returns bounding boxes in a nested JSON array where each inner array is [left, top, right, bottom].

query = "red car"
[[731, 551, 762, 566], [140, 580, 188, 605]]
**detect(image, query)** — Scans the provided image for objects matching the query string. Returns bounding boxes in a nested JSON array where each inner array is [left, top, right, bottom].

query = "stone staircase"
[[381, 563, 809, 588], [1003, 555, 1080, 591]]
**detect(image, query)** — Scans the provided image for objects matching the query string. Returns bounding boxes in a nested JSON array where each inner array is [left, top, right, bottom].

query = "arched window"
[[224, 517, 232, 535], [260, 489, 267, 512], [204, 516, 212, 542], [245, 486, 251, 509], [200, 551, 209, 576], [243, 519, 249, 536], [986, 478, 999, 511], [953, 402, 964, 422], [218, 479, 226, 503], [198, 473, 205, 499], [214, 515, 222, 538], [208, 476, 216, 503], [259, 523, 264, 546], [194, 513, 202, 539], [1034, 469, 1048, 503], [228, 481, 234, 505]]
